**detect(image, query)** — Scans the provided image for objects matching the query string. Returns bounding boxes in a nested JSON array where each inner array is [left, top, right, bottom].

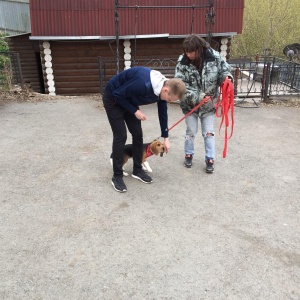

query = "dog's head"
[[150, 140, 165, 157]]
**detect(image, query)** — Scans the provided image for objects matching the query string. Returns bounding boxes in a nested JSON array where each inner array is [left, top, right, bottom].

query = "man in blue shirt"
[[103, 67, 186, 193]]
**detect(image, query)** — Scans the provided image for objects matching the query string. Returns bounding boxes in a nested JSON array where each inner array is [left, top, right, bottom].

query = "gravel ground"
[[0, 95, 300, 300]]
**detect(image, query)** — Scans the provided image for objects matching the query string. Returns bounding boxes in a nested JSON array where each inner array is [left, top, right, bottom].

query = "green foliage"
[[231, 0, 300, 58], [0, 33, 11, 89], [0, 33, 9, 52], [0, 33, 9, 68]]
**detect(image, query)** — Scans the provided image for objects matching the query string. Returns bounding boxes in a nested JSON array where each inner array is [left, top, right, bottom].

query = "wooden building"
[[7, 0, 245, 95]]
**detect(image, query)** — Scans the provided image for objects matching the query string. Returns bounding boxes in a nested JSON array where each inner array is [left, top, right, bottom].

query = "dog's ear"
[[150, 142, 159, 155]]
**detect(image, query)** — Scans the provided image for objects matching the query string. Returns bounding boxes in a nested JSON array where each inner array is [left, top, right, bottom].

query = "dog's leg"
[[111, 158, 129, 176], [123, 163, 129, 176], [143, 161, 152, 173]]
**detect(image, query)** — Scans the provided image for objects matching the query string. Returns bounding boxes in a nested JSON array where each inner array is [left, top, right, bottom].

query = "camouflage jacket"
[[175, 48, 232, 117]]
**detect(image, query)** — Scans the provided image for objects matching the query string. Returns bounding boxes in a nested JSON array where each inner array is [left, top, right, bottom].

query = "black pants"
[[102, 90, 143, 177]]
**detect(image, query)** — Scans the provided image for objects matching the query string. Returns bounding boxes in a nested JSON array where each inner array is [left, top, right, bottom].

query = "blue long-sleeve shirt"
[[105, 67, 169, 138]]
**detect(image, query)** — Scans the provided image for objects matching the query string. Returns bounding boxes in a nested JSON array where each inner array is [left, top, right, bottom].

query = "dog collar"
[[146, 144, 153, 158]]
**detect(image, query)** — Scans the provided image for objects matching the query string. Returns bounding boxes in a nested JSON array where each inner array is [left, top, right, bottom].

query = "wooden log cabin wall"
[[49, 38, 184, 95], [7, 33, 42, 93], [7, 35, 229, 95], [48, 37, 224, 95]]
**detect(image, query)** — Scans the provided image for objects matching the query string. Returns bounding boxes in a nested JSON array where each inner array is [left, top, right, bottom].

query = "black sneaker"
[[111, 176, 127, 192], [184, 154, 193, 168], [131, 170, 153, 183], [205, 159, 214, 173]]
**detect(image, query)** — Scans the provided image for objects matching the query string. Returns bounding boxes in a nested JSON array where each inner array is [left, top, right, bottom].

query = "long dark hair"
[[182, 35, 209, 69]]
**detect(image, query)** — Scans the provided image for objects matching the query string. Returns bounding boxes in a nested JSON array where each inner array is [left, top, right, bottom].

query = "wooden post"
[[234, 67, 240, 96], [16, 53, 24, 89], [262, 62, 271, 101], [115, 0, 120, 74]]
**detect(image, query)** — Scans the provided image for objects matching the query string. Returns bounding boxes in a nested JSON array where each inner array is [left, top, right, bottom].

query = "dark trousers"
[[103, 91, 143, 177]]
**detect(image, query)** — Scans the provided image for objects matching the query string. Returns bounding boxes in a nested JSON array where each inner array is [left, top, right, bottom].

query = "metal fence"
[[98, 56, 300, 100], [229, 56, 300, 100]]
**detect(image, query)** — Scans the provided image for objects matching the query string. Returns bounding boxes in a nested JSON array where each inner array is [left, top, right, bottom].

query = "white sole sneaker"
[[131, 174, 153, 184]]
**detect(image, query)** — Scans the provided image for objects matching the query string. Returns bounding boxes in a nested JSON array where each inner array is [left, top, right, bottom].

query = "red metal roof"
[[29, 0, 244, 37]]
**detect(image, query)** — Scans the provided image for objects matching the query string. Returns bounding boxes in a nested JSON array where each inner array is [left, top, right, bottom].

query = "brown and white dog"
[[110, 140, 165, 176]]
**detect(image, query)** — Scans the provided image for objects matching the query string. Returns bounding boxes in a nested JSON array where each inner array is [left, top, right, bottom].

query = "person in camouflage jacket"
[[175, 34, 233, 173]]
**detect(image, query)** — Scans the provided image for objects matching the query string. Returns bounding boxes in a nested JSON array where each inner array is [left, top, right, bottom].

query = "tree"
[[231, 0, 300, 58]]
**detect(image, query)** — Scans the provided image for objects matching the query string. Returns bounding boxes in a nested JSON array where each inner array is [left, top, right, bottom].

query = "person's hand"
[[199, 92, 210, 103], [134, 110, 147, 121], [163, 137, 170, 154]]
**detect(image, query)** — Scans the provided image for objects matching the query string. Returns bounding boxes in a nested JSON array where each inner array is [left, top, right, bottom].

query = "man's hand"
[[163, 137, 170, 154], [134, 110, 147, 121]]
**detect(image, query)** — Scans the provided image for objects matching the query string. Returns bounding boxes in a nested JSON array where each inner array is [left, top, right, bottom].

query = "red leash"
[[168, 78, 235, 158], [168, 96, 212, 131], [215, 78, 235, 158]]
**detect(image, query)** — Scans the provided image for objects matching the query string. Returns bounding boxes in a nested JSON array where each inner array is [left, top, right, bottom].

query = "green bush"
[[0, 33, 11, 89], [0, 33, 9, 68], [0, 33, 9, 49]]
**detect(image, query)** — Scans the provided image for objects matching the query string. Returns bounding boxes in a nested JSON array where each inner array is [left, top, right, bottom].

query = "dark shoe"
[[184, 154, 193, 168], [111, 176, 127, 192], [205, 159, 214, 173], [132, 170, 153, 183]]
